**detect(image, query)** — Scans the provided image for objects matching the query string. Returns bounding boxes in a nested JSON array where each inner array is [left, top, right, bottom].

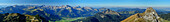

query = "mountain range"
[[0, 5, 170, 22], [0, 5, 102, 21], [73, 7, 169, 22], [73, 9, 124, 22]]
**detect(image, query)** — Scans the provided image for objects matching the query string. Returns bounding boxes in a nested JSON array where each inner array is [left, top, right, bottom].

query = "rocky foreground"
[[121, 7, 164, 22]]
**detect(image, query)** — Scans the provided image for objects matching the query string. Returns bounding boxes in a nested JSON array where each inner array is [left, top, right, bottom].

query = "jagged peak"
[[66, 5, 71, 7], [11, 5, 18, 7], [102, 9, 114, 13], [61, 5, 71, 7], [144, 7, 157, 14], [145, 7, 155, 12], [106, 9, 111, 11], [121, 7, 163, 22], [82, 7, 93, 10], [62, 5, 71, 7], [60, 5, 74, 9], [102, 9, 119, 15], [147, 7, 154, 9], [143, 7, 160, 20], [73, 6, 81, 8]]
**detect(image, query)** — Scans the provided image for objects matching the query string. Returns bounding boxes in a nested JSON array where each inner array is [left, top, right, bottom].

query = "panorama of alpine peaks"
[[0, 0, 170, 22]]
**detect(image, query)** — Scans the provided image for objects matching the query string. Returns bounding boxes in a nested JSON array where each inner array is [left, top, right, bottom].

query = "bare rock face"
[[142, 7, 162, 22], [121, 7, 163, 22]]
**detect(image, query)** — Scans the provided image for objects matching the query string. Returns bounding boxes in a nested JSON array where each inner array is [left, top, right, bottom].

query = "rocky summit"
[[121, 7, 163, 22]]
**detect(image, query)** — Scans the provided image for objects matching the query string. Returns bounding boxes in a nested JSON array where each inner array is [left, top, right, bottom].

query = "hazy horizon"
[[0, 0, 170, 7]]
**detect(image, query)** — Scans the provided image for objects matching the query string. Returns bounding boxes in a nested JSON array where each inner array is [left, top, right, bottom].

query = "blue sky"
[[0, 0, 170, 7]]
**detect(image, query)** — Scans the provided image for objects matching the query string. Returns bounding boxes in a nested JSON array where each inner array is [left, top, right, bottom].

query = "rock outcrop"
[[121, 7, 163, 22]]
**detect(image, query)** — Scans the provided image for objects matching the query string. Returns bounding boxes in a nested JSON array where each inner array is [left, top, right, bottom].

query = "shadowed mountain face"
[[159, 13, 170, 21], [121, 7, 164, 22], [0, 13, 48, 22], [73, 9, 124, 22]]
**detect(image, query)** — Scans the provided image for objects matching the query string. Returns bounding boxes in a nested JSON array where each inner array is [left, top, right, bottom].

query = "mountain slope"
[[102, 9, 120, 15], [159, 13, 170, 21], [73, 9, 123, 22], [121, 7, 164, 22], [0, 13, 48, 22]]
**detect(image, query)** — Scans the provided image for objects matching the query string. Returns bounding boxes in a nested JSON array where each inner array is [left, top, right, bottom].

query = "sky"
[[0, 0, 170, 7]]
